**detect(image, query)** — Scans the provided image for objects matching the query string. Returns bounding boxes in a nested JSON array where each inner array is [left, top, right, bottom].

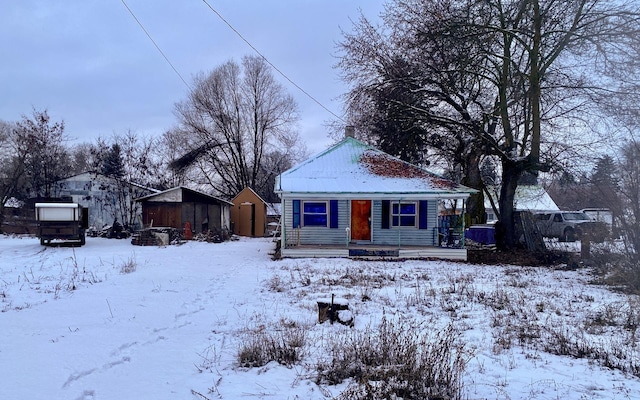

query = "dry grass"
[[237, 319, 308, 368], [316, 315, 469, 400], [231, 250, 640, 396]]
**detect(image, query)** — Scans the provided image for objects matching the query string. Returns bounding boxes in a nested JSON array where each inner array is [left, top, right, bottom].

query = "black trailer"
[[35, 203, 89, 246]]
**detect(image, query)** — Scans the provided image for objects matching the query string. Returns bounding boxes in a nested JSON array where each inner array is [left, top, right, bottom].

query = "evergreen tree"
[[101, 144, 125, 179], [590, 155, 618, 208]]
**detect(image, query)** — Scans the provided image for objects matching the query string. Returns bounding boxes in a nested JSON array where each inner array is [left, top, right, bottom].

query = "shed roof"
[[484, 185, 559, 212], [56, 171, 160, 193], [135, 186, 233, 205], [276, 137, 476, 199], [231, 187, 268, 206]]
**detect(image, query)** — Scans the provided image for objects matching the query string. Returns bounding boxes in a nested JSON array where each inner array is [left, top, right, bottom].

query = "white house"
[[54, 172, 159, 229], [275, 130, 477, 260]]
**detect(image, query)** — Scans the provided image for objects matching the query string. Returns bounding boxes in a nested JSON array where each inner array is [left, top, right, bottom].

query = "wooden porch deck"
[[280, 244, 468, 261]]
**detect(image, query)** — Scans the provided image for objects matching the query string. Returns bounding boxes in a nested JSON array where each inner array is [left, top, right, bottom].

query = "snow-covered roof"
[[484, 185, 559, 212], [276, 137, 476, 199], [56, 171, 160, 193], [3, 197, 23, 208], [135, 186, 234, 205], [267, 202, 281, 216], [232, 186, 268, 206]]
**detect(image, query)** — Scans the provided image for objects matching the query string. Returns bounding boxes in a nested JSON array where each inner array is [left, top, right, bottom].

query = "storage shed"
[[136, 187, 232, 237], [230, 187, 268, 237]]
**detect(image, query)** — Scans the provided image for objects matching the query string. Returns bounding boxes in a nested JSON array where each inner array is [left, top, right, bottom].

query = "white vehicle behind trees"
[[534, 211, 608, 242]]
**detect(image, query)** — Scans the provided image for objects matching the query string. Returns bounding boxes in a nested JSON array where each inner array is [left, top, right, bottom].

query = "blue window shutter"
[[293, 200, 301, 228], [381, 200, 390, 229], [419, 200, 428, 229], [330, 200, 338, 228]]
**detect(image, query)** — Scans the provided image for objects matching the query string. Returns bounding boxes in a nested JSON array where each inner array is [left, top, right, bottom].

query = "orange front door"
[[351, 200, 371, 241]]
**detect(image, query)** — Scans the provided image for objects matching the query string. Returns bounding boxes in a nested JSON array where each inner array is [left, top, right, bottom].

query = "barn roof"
[[56, 171, 160, 193], [135, 186, 233, 205], [275, 137, 476, 199]]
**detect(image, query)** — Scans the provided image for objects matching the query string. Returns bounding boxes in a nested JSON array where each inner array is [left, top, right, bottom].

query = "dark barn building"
[[136, 187, 232, 237]]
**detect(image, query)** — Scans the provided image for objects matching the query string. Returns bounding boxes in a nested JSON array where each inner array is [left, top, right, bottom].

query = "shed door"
[[351, 200, 371, 241], [239, 203, 255, 237], [144, 204, 180, 228]]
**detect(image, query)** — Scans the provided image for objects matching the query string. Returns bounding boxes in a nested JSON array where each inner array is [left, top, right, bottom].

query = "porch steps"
[[281, 246, 467, 261], [349, 248, 399, 257]]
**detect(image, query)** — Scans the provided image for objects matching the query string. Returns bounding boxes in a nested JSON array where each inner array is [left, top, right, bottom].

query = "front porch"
[[280, 244, 468, 261]]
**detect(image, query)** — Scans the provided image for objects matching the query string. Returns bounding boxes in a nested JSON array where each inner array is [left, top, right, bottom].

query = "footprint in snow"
[[73, 389, 96, 400]]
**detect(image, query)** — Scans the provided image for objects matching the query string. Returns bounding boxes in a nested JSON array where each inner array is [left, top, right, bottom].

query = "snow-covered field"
[[1, 235, 639, 399]]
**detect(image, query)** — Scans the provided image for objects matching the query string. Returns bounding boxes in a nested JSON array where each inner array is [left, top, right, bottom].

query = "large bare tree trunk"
[[462, 152, 486, 225], [497, 161, 523, 249]]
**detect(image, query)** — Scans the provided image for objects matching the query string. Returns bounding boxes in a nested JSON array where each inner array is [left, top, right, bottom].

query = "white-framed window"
[[391, 201, 417, 227], [303, 201, 328, 227]]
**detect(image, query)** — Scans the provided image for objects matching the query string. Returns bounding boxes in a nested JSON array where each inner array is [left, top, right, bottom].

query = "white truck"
[[35, 203, 88, 246], [533, 211, 609, 242]]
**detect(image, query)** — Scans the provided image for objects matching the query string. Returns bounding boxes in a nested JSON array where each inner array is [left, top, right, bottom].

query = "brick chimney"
[[345, 125, 355, 138]]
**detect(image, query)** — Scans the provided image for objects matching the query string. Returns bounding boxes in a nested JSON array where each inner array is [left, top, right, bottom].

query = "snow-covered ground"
[[1, 235, 639, 399]]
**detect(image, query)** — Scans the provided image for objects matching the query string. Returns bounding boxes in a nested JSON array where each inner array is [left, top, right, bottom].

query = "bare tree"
[[172, 55, 304, 200], [68, 143, 96, 176], [14, 109, 71, 199], [613, 139, 640, 262], [90, 131, 159, 228], [154, 127, 191, 190], [338, 0, 640, 248], [337, 2, 494, 224], [0, 120, 27, 230]]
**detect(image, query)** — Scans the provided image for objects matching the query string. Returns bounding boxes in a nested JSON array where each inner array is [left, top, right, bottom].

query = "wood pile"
[[131, 228, 180, 246]]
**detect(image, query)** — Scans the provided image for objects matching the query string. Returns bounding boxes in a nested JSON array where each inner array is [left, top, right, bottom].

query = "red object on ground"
[[184, 221, 193, 240]]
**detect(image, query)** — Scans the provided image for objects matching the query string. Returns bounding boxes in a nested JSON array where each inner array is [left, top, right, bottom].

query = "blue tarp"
[[465, 225, 496, 245]]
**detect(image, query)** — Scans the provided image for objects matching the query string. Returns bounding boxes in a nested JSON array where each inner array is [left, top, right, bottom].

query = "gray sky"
[[0, 1, 384, 153]]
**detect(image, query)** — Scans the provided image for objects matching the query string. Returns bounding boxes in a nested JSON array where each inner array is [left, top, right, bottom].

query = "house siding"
[[283, 198, 349, 246], [54, 172, 154, 229], [282, 198, 438, 247], [371, 200, 437, 246]]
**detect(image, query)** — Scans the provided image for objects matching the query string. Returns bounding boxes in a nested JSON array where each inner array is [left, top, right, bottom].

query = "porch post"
[[461, 198, 466, 248], [397, 197, 403, 249], [280, 198, 286, 250], [346, 199, 351, 248]]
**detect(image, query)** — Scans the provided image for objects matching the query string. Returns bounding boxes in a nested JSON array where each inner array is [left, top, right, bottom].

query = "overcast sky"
[[0, 1, 385, 154]]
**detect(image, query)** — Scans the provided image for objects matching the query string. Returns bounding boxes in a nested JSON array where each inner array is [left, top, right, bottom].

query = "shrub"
[[315, 314, 469, 400], [237, 322, 307, 368], [119, 255, 137, 274]]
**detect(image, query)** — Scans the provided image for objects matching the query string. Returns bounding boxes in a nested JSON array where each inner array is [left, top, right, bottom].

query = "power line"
[[121, 0, 345, 123], [200, 0, 346, 123], [120, 0, 191, 90]]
